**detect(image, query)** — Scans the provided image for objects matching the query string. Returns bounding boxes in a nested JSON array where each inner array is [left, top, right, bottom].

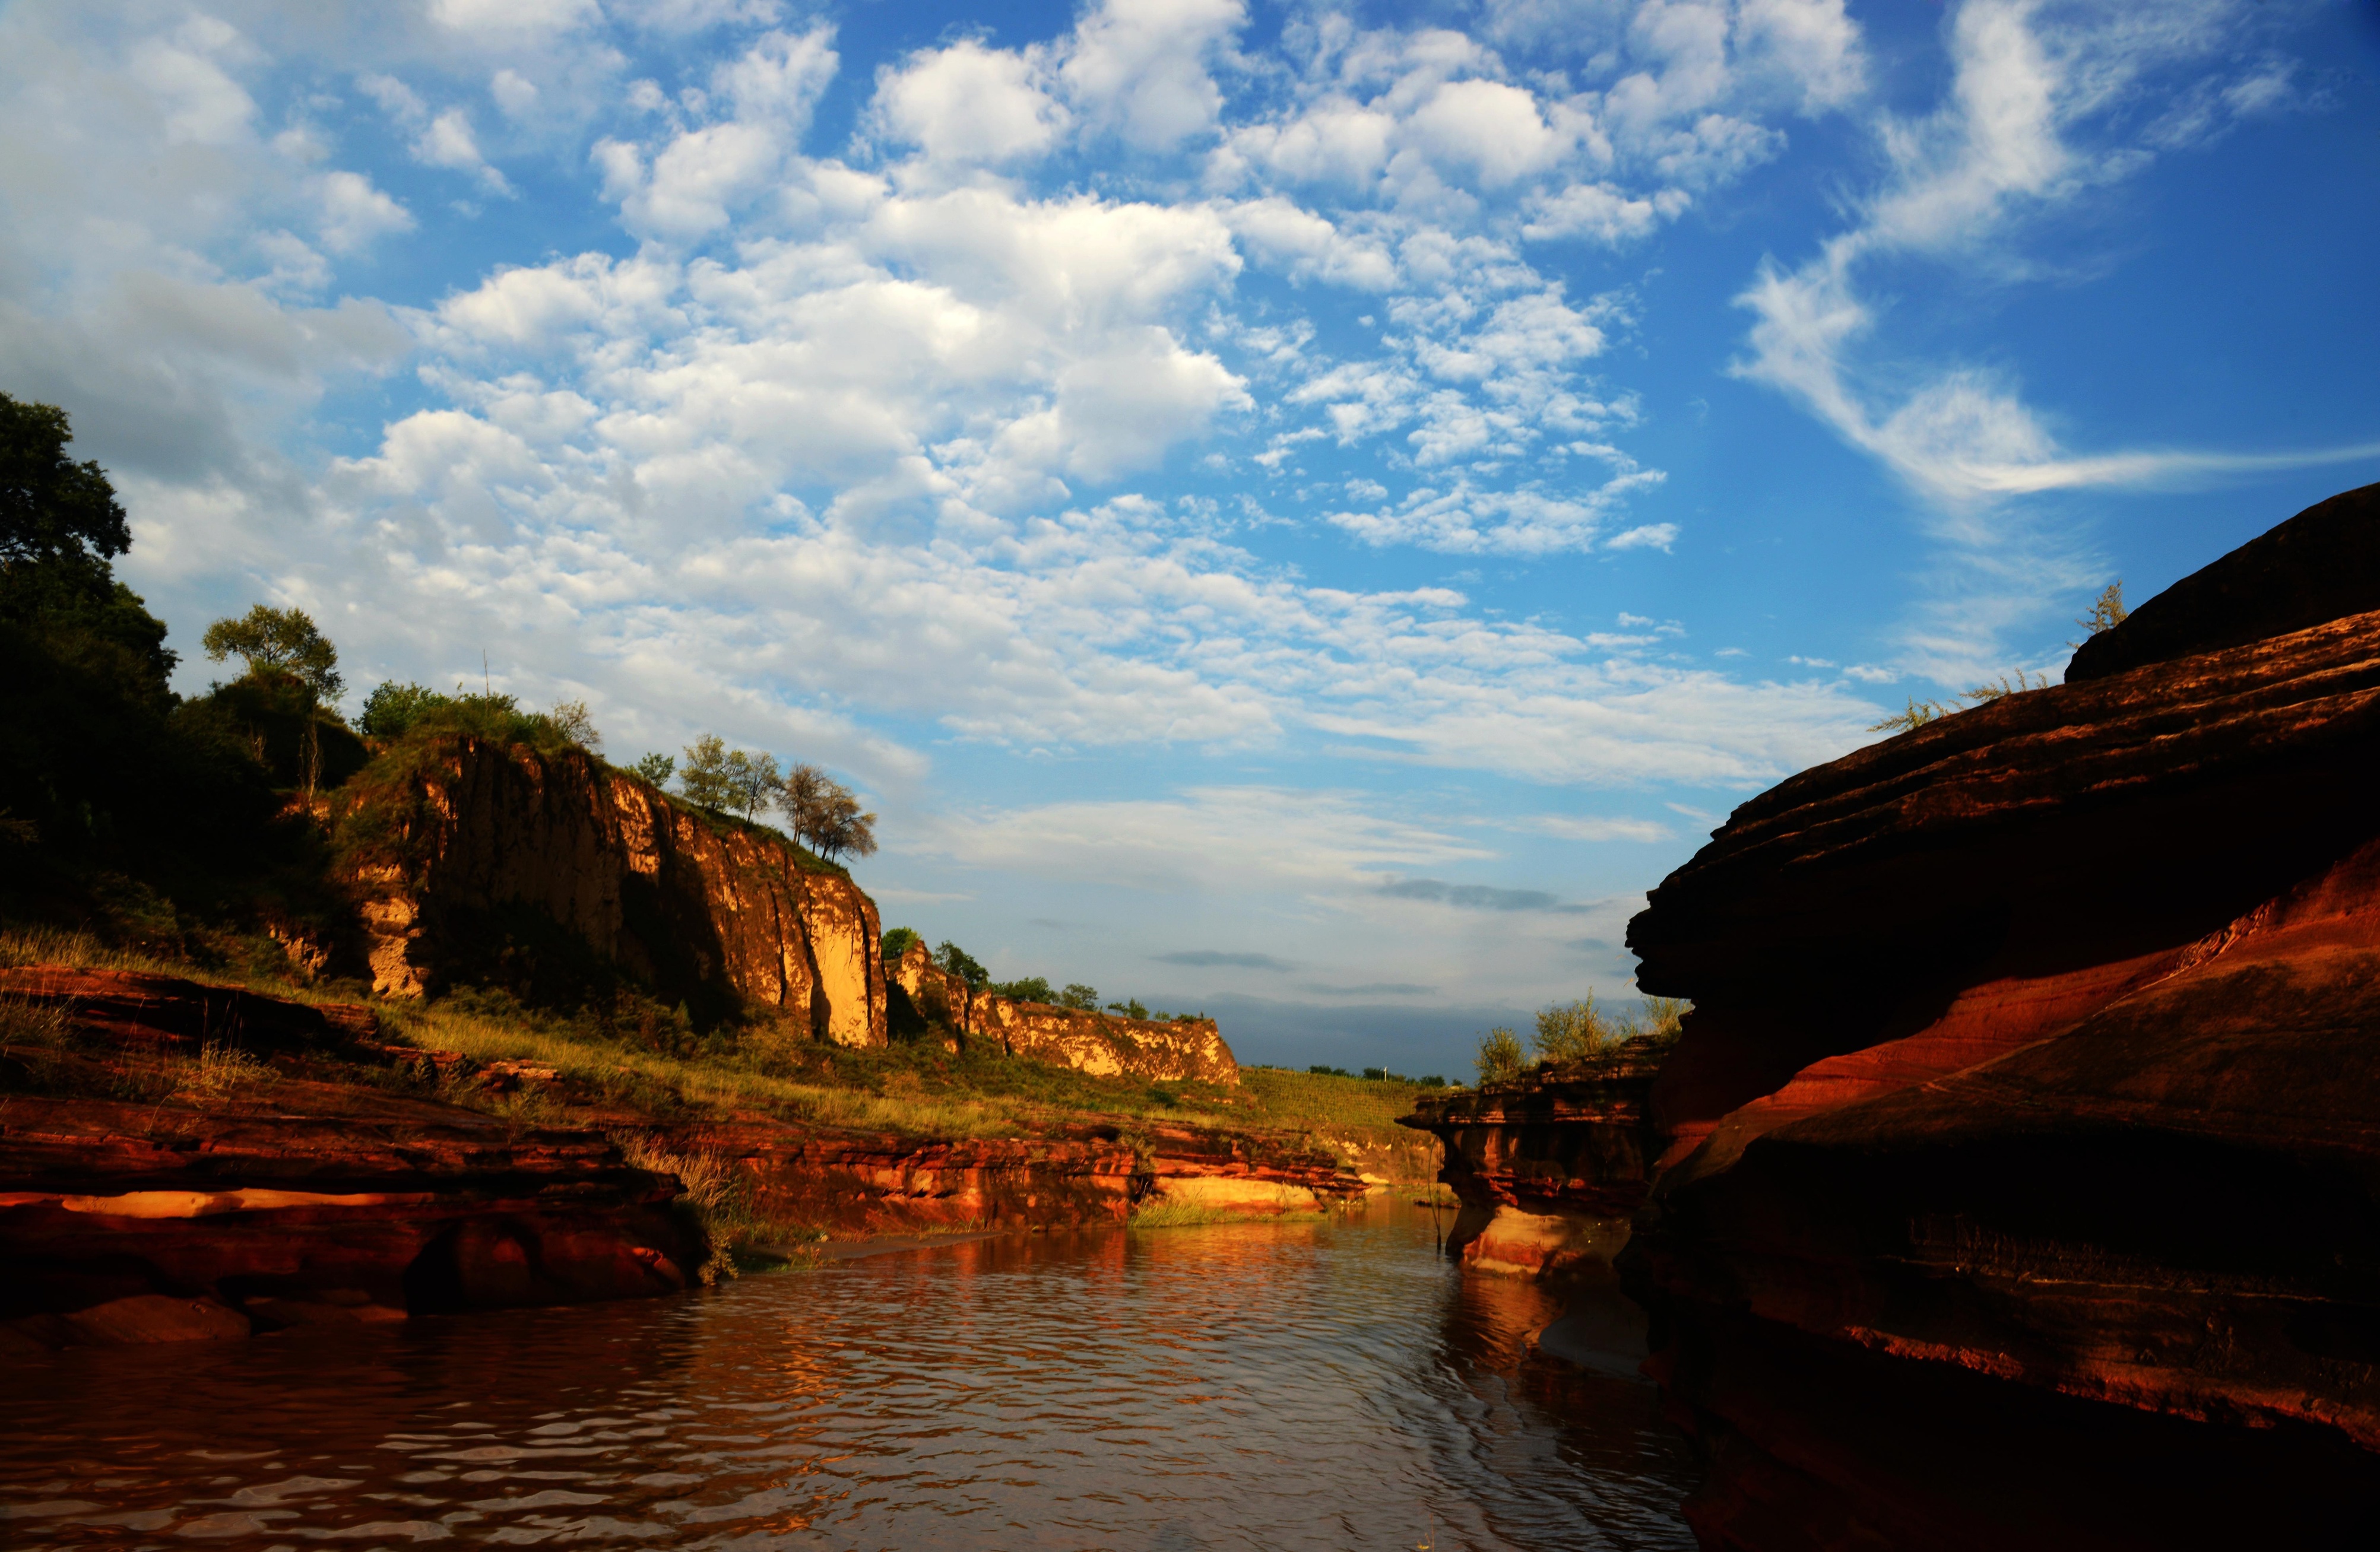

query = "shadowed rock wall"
[[1619, 485, 2380, 1546]]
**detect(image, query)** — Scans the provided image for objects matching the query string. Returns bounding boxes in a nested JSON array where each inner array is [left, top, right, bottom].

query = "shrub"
[[1474, 1026, 1525, 1085], [881, 926, 921, 964], [1106, 997, 1149, 1020], [1059, 982, 1099, 1011], [359, 681, 451, 740], [1633, 995, 1691, 1047], [630, 752, 674, 785], [937, 941, 988, 991], [1534, 995, 1619, 1063], [991, 975, 1054, 1004]]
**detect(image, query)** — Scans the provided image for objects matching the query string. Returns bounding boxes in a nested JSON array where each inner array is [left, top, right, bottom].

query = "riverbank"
[[0, 1201, 1698, 1550], [1, 943, 1427, 1355]]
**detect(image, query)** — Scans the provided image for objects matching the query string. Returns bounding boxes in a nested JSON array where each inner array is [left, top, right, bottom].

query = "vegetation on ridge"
[[1472, 992, 1691, 1085]]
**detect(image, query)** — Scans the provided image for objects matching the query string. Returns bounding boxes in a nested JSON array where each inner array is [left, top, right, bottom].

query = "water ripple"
[[1, 1202, 1695, 1549]]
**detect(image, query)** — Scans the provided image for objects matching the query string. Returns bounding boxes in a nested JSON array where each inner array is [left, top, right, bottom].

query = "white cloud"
[[1061, 0, 1246, 152], [491, 68, 539, 118], [873, 39, 1068, 167], [603, 26, 837, 240], [416, 107, 514, 194], [1515, 814, 1676, 843], [428, 0, 600, 40], [316, 170, 414, 252]]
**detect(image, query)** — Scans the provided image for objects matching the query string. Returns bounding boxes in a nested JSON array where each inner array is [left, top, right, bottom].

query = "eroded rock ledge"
[[1621, 483, 2380, 1545], [1399, 1040, 1665, 1277]]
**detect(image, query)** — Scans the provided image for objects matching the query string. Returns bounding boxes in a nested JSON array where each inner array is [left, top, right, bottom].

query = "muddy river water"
[[1, 1202, 1697, 1549]]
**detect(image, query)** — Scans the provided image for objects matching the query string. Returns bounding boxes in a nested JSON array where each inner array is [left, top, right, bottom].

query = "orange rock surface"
[[890, 938, 1240, 1084], [349, 737, 886, 1045]]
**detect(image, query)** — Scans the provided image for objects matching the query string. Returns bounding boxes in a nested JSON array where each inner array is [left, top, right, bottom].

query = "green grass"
[[1127, 1188, 1326, 1230], [0, 921, 1446, 1176], [1235, 1067, 1449, 1128]]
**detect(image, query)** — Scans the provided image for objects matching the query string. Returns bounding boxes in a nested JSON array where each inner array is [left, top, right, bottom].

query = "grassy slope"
[[0, 925, 1452, 1158]]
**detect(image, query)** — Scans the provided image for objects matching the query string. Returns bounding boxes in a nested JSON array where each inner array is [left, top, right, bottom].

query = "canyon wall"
[[348, 738, 885, 1047], [891, 940, 1238, 1084], [1400, 1040, 1665, 1277], [1620, 482, 2380, 1545]]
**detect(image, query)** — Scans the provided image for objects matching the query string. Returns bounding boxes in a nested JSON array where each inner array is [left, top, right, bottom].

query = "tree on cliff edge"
[[780, 762, 877, 862], [202, 605, 344, 795]]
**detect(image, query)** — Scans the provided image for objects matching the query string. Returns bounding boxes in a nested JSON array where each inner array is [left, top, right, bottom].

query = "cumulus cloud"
[[873, 39, 1069, 166], [1062, 0, 1244, 151]]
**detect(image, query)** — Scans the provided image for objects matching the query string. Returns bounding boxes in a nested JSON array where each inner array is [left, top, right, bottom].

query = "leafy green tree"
[[630, 751, 674, 785], [721, 748, 781, 821], [936, 941, 988, 991], [202, 605, 343, 794], [201, 605, 343, 699], [1475, 1026, 1525, 1085], [1105, 997, 1150, 1020], [1058, 982, 1099, 1010], [679, 735, 733, 808], [1, 392, 130, 572], [991, 975, 1055, 1004], [881, 926, 921, 963], [0, 396, 271, 875], [359, 681, 450, 739]]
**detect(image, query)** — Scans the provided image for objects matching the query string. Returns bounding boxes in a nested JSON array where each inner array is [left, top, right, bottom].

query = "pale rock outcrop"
[[890, 940, 1238, 1084]]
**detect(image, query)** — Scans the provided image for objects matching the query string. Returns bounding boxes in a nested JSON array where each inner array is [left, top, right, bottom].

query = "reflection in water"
[[1, 1202, 1695, 1548]]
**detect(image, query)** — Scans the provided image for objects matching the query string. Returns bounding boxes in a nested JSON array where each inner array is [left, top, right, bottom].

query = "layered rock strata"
[[348, 738, 885, 1046], [1621, 484, 2380, 1545], [1, 968, 1360, 1355], [0, 969, 697, 1354], [1400, 1040, 1665, 1277], [678, 1113, 1361, 1240], [890, 940, 1238, 1084]]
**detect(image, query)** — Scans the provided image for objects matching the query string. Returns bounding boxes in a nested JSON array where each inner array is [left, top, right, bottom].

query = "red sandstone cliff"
[[890, 939, 1239, 1084], [347, 737, 886, 1046], [1620, 483, 2380, 1545]]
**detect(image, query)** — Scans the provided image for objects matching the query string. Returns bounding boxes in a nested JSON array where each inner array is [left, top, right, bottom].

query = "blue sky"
[[4, 1, 2376, 1074]]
